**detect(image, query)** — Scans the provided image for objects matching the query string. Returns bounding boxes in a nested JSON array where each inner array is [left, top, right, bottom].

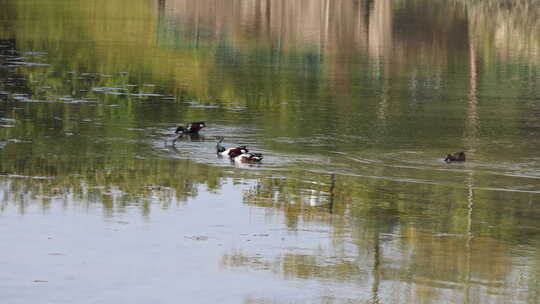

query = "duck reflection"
[[176, 132, 205, 142]]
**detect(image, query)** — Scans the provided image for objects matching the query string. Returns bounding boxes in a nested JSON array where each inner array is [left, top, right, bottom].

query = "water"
[[1, 0, 540, 303]]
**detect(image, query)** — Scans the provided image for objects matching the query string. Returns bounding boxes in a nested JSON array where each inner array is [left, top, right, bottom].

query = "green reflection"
[[1, 0, 540, 303]]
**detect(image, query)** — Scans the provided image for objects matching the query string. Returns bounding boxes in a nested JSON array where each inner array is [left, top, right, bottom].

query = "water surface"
[[1, 0, 540, 303]]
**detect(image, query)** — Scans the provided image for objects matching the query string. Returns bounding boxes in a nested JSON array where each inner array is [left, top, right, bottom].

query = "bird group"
[[173, 122, 465, 164], [173, 121, 264, 163]]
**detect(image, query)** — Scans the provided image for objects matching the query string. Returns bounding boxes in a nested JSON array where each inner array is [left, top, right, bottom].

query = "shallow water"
[[1, 0, 540, 303]]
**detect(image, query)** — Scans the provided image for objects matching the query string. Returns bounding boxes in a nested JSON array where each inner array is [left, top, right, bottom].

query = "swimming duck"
[[172, 121, 206, 145], [216, 137, 249, 158], [233, 152, 264, 163], [445, 151, 466, 162], [175, 121, 206, 134]]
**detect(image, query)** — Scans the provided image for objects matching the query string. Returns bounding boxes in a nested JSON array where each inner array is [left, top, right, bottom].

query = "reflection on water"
[[1, 0, 540, 303]]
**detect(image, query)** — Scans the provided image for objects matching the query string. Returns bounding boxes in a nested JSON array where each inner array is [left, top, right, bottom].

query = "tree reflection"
[[1, 1, 540, 302]]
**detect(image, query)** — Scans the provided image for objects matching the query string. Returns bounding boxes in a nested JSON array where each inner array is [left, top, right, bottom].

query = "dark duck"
[[445, 151, 466, 162], [172, 121, 206, 145], [175, 121, 206, 135], [216, 137, 263, 163]]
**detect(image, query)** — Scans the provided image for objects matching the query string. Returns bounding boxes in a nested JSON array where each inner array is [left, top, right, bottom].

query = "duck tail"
[[248, 153, 263, 162]]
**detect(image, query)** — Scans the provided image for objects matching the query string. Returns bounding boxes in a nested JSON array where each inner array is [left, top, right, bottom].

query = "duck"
[[175, 121, 206, 134], [172, 121, 206, 145], [216, 137, 249, 158], [445, 151, 466, 162], [233, 152, 264, 163]]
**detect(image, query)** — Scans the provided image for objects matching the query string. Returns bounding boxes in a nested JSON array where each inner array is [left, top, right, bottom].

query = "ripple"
[[474, 187, 540, 194], [62, 99, 98, 104], [91, 86, 163, 97], [131, 93, 163, 97], [0, 173, 52, 180], [23, 51, 48, 56], [92, 87, 127, 93], [226, 106, 246, 111], [11, 96, 52, 103], [8, 139, 32, 143], [9, 61, 50, 67], [188, 104, 220, 109]]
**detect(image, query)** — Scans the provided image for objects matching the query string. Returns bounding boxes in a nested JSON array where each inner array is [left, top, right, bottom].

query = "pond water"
[[1, 0, 540, 303]]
